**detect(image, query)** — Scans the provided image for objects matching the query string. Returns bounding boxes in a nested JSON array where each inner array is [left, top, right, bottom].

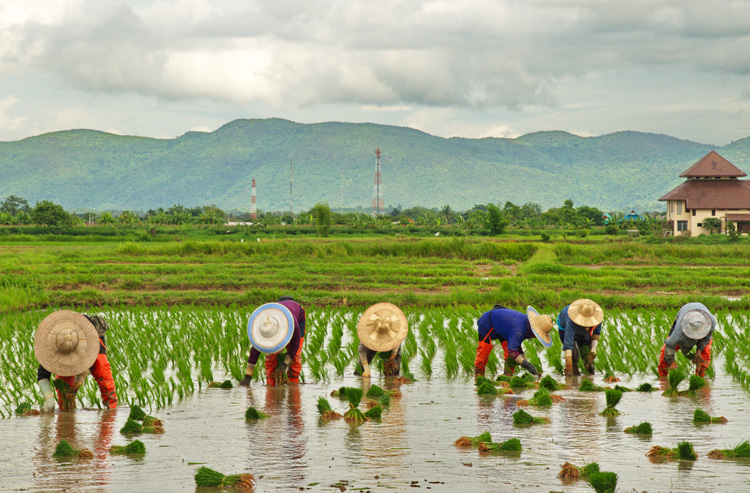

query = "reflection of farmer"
[[474, 305, 553, 378], [354, 303, 408, 378], [34, 311, 118, 412], [658, 302, 716, 377], [557, 299, 604, 376], [240, 296, 306, 386]]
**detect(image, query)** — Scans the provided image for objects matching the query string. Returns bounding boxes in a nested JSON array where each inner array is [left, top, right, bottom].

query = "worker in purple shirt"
[[474, 305, 554, 378], [240, 296, 306, 386], [557, 299, 604, 376]]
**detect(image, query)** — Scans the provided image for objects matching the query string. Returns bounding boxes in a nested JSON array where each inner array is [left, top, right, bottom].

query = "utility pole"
[[289, 160, 293, 215], [372, 148, 383, 217], [250, 178, 257, 221], [340, 169, 344, 213]]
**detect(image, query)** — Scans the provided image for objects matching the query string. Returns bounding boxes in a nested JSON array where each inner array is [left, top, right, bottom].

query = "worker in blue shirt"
[[557, 299, 604, 376]]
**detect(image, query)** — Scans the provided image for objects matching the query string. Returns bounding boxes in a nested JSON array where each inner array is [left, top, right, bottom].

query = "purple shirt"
[[248, 300, 305, 365], [477, 308, 535, 361]]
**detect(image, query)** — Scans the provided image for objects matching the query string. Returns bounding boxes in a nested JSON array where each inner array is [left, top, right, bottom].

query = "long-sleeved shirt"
[[476, 308, 534, 361], [558, 304, 602, 351], [665, 302, 716, 353], [37, 334, 108, 380], [248, 300, 306, 365]]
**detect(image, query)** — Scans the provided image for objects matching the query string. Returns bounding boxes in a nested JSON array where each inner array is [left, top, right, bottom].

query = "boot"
[[571, 346, 581, 376]]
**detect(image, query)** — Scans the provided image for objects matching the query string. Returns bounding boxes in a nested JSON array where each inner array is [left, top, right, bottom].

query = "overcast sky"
[[1, 0, 749, 145]]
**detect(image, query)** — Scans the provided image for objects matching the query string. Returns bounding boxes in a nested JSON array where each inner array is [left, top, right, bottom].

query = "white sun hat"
[[34, 310, 99, 376], [681, 310, 712, 340], [357, 302, 409, 352], [527, 306, 553, 348], [247, 303, 294, 353]]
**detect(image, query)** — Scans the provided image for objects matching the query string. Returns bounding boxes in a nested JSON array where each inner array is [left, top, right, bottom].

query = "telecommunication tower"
[[371, 148, 384, 216], [250, 178, 257, 221]]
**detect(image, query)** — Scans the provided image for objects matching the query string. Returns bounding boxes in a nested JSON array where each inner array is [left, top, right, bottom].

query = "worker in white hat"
[[240, 296, 306, 386], [658, 302, 716, 377], [475, 304, 553, 378], [354, 303, 408, 378], [34, 310, 118, 412], [557, 299, 604, 376]]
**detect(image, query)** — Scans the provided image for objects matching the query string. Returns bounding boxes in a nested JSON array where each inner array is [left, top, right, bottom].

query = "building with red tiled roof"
[[659, 151, 750, 236]]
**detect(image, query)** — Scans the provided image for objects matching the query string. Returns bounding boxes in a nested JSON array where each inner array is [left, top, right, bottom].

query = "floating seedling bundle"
[[453, 431, 492, 448], [476, 376, 513, 396], [15, 402, 40, 416], [681, 375, 707, 396], [613, 385, 633, 392], [245, 407, 270, 420], [343, 387, 367, 423], [317, 397, 342, 420], [509, 373, 538, 389], [693, 408, 728, 424], [588, 471, 618, 493], [477, 437, 521, 454], [602, 372, 620, 383], [647, 441, 697, 460], [624, 422, 652, 434], [636, 383, 656, 392], [516, 388, 553, 407], [330, 387, 349, 399], [579, 379, 607, 392], [120, 417, 164, 435], [208, 380, 233, 389], [599, 389, 623, 416], [110, 440, 146, 455], [557, 461, 600, 481], [539, 375, 566, 391], [128, 406, 164, 428], [53, 440, 93, 459], [194, 466, 256, 488], [662, 369, 686, 397], [512, 409, 549, 425], [365, 385, 386, 398], [707, 441, 750, 459]]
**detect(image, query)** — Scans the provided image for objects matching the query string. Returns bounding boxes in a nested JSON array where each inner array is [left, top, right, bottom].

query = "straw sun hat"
[[681, 310, 712, 340], [357, 303, 409, 352], [568, 299, 604, 328], [247, 303, 294, 354], [34, 310, 99, 377], [526, 306, 553, 348]]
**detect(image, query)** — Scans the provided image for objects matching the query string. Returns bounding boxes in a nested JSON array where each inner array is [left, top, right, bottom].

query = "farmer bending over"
[[658, 302, 716, 377], [354, 303, 408, 377], [558, 299, 604, 376], [240, 296, 306, 386], [35, 310, 118, 412], [474, 305, 553, 378]]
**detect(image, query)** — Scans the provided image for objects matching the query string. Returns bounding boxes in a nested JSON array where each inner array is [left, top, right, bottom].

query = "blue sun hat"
[[247, 303, 294, 353], [526, 306, 553, 348]]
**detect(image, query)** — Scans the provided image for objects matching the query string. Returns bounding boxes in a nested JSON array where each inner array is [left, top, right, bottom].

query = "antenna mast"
[[372, 148, 383, 216]]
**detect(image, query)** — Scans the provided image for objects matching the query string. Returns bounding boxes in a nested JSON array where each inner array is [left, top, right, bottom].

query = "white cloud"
[[0, 95, 32, 133]]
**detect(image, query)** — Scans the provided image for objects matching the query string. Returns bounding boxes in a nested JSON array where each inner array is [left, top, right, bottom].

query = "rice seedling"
[[602, 371, 620, 383], [128, 405, 163, 427], [693, 408, 728, 424], [110, 440, 146, 455], [53, 440, 93, 459], [646, 441, 697, 460], [365, 385, 386, 398], [557, 461, 600, 481], [316, 396, 343, 420], [363, 406, 382, 419], [495, 375, 512, 383], [52, 379, 76, 411], [587, 471, 618, 493], [707, 441, 750, 459], [120, 417, 164, 434], [330, 387, 349, 399], [15, 402, 32, 414], [194, 466, 256, 488], [539, 375, 566, 391], [579, 379, 606, 392], [245, 407, 270, 420], [512, 409, 550, 425], [453, 431, 492, 448], [208, 380, 233, 389], [509, 374, 538, 389], [599, 389, 623, 416], [635, 382, 656, 392], [662, 369, 686, 397], [343, 387, 367, 423], [477, 380, 498, 396], [612, 385, 632, 392], [624, 422, 652, 434], [477, 437, 521, 453], [680, 375, 706, 396], [517, 388, 552, 407]]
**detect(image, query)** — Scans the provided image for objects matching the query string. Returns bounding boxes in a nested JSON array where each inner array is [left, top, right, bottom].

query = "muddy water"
[[3, 362, 750, 492]]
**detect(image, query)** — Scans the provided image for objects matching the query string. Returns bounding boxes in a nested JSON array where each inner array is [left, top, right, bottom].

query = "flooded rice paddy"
[[3, 361, 750, 492]]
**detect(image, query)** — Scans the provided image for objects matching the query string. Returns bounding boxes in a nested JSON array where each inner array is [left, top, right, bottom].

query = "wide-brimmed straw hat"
[[247, 303, 294, 353], [681, 310, 712, 340], [568, 299, 604, 327], [526, 306, 553, 348], [34, 310, 99, 377], [357, 303, 409, 352]]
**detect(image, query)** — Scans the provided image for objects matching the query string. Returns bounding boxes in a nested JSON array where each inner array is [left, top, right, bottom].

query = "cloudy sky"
[[1, 0, 749, 145]]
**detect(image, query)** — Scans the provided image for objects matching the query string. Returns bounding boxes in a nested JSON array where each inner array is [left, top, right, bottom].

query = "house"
[[659, 150, 750, 236], [621, 210, 641, 221]]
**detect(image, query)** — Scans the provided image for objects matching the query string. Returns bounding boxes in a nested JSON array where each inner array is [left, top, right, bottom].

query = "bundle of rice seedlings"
[[15, 402, 32, 414], [343, 387, 367, 423], [495, 375, 512, 383], [636, 382, 655, 392], [646, 442, 697, 460], [681, 375, 707, 396], [453, 431, 492, 448], [693, 408, 728, 424], [603, 372, 620, 383], [707, 441, 750, 459], [588, 471, 618, 493], [142, 415, 163, 427], [624, 422, 652, 434], [497, 387, 515, 396], [477, 380, 498, 396], [363, 406, 382, 419], [477, 437, 522, 453], [677, 441, 698, 460], [365, 384, 386, 397], [509, 376, 527, 388], [539, 375, 566, 391], [245, 407, 270, 420], [557, 461, 600, 481], [330, 387, 349, 398], [529, 388, 553, 406], [613, 385, 633, 392], [120, 417, 164, 434], [110, 440, 146, 455], [378, 393, 391, 407], [599, 389, 623, 416], [580, 462, 600, 477], [53, 379, 76, 411], [128, 405, 147, 421], [662, 369, 686, 397], [53, 440, 93, 459], [208, 380, 233, 389], [194, 466, 256, 488], [316, 397, 342, 420], [512, 409, 550, 425], [579, 379, 605, 392]]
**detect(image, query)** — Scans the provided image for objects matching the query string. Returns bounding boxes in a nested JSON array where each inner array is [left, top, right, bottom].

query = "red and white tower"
[[372, 148, 384, 216], [250, 178, 257, 221]]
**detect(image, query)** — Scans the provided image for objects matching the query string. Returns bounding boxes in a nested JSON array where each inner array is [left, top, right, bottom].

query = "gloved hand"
[[564, 353, 574, 377], [239, 364, 254, 387], [361, 368, 371, 378], [586, 352, 596, 374], [694, 351, 705, 372], [384, 359, 398, 376], [272, 360, 289, 385], [38, 379, 56, 413], [520, 359, 539, 376], [69, 370, 89, 394]]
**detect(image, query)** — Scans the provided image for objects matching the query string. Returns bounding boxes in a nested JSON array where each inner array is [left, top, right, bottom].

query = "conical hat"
[[526, 306, 553, 348], [681, 310, 712, 340], [357, 303, 408, 352], [34, 310, 99, 376], [568, 299, 604, 327], [247, 303, 294, 354]]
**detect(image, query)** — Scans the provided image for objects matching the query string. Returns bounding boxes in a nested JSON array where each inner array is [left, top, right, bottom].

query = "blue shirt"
[[665, 302, 716, 353], [558, 304, 602, 351], [477, 308, 534, 360]]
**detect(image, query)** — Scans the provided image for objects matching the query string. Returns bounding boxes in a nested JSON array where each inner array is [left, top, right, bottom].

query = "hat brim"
[[34, 310, 100, 376], [247, 303, 294, 353], [357, 302, 409, 352], [569, 299, 604, 327], [527, 306, 552, 348], [680, 310, 712, 340]]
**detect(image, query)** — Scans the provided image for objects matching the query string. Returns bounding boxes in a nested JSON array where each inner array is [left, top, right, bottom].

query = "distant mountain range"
[[2, 118, 750, 213]]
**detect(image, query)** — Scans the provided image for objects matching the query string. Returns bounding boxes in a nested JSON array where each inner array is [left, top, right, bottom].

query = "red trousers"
[[56, 353, 118, 409], [265, 337, 305, 386], [658, 340, 712, 377], [475, 340, 510, 374]]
